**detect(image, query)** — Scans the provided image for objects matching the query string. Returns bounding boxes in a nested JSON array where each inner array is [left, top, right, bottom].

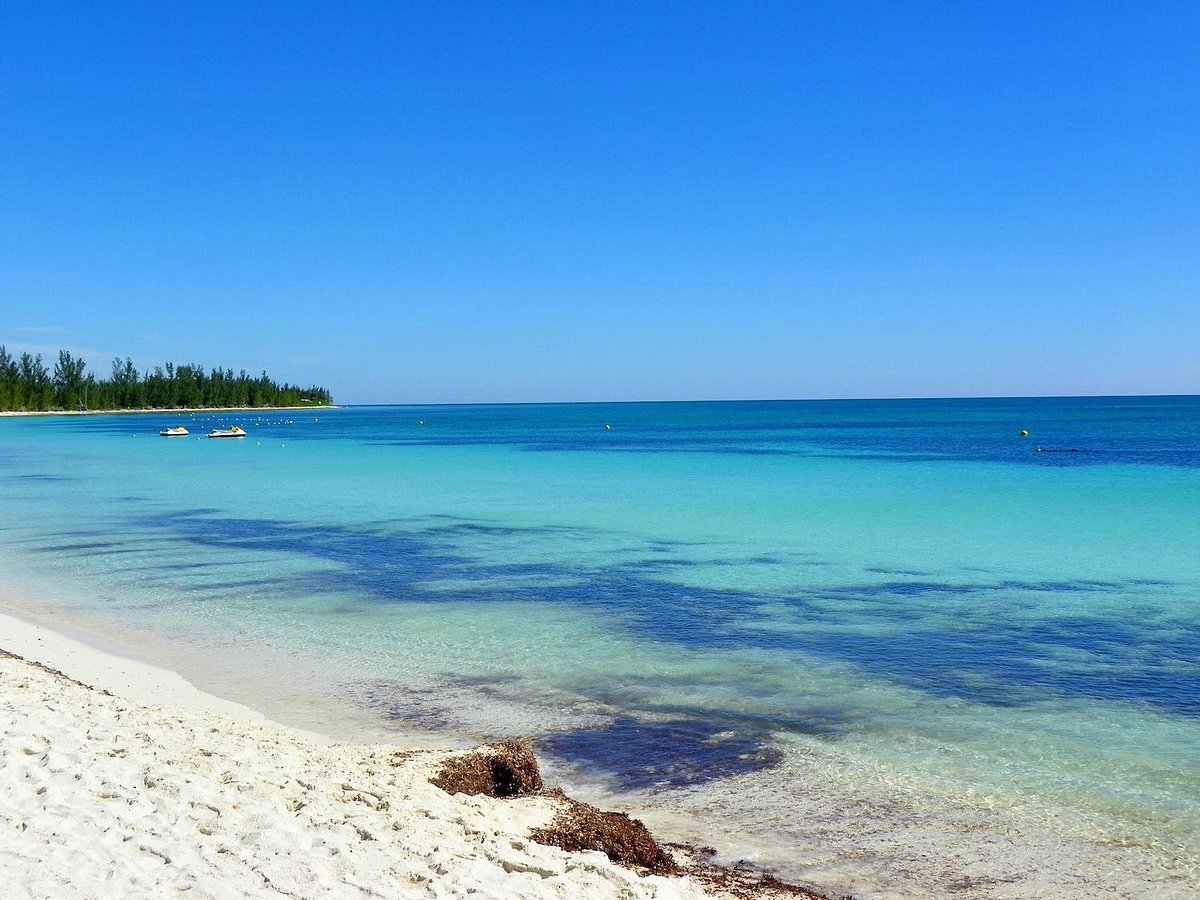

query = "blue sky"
[[1, 2, 1196, 403]]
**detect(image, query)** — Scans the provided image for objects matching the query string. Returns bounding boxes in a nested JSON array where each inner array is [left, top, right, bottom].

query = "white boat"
[[207, 426, 247, 439], [159, 426, 189, 437]]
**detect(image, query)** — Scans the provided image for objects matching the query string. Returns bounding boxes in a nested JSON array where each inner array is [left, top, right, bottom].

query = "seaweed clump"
[[430, 740, 543, 798], [530, 791, 678, 876], [428, 737, 826, 896]]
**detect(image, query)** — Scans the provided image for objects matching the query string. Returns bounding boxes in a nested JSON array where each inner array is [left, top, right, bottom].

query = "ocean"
[[1, 398, 1197, 896]]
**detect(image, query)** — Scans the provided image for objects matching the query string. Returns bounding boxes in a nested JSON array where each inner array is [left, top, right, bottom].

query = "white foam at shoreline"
[[0, 610, 708, 899]]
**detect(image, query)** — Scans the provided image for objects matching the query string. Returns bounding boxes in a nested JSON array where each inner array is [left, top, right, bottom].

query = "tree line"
[[0, 346, 332, 411]]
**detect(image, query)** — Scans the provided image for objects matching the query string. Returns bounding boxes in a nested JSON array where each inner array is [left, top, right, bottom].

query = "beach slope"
[[0, 623, 709, 899]]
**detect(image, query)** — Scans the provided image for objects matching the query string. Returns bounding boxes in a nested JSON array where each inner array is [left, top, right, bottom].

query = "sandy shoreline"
[[3, 599, 1197, 898], [0, 609, 813, 899]]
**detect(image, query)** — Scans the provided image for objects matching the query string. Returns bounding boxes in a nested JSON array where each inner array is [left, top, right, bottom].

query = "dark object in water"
[[531, 790, 678, 875], [539, 715, 786, 791], [429, 740, 543, 797]]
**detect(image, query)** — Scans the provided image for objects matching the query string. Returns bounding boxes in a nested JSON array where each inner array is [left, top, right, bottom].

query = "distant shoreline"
[[0, 405, 340, 419]]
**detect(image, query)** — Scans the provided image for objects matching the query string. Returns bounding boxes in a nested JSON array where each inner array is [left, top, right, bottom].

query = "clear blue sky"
[[2, 1, 1196, 403]]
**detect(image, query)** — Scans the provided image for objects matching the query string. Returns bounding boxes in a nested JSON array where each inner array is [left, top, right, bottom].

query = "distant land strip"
[[0, 345, 332, 412]]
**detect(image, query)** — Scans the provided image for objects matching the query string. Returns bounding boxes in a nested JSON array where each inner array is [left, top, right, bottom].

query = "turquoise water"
[[1, 398, 1198, 893]]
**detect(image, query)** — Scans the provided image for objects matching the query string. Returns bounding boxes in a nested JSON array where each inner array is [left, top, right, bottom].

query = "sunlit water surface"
[[1, 399, 1197, 896]]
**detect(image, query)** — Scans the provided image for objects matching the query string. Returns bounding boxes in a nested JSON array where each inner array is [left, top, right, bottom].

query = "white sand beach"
[[0, 612, 728, 899]]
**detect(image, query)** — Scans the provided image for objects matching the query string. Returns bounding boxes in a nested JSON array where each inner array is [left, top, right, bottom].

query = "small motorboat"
[[207, 426, 247, 439], [159, 426, 189, 437]]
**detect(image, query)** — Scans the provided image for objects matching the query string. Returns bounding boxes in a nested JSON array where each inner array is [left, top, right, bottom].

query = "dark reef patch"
[[132, 508, 1200, 717], [792, 619, 1200, 716], [539, 716, 785, 791], [30, 541, 125, 553]]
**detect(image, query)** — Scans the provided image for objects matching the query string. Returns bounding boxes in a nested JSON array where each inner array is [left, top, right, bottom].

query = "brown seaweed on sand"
[[429, 740, 543, 797], [531, 789, 679, 875], [430, 739, 832, 897], [431, 741, 676, 874]]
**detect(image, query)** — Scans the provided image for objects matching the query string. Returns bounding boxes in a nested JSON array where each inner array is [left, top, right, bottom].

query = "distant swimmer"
[[604, 424, 612, 430], [418, 420, 425, 426], [1020, 430, 1029, 437]]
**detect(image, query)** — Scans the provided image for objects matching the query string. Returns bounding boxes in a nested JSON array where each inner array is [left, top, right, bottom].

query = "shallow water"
[[1, 399, 1197, 895]]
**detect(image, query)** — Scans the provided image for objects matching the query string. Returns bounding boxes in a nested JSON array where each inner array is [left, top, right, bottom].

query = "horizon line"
[[337, 392, 1200, 408]]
